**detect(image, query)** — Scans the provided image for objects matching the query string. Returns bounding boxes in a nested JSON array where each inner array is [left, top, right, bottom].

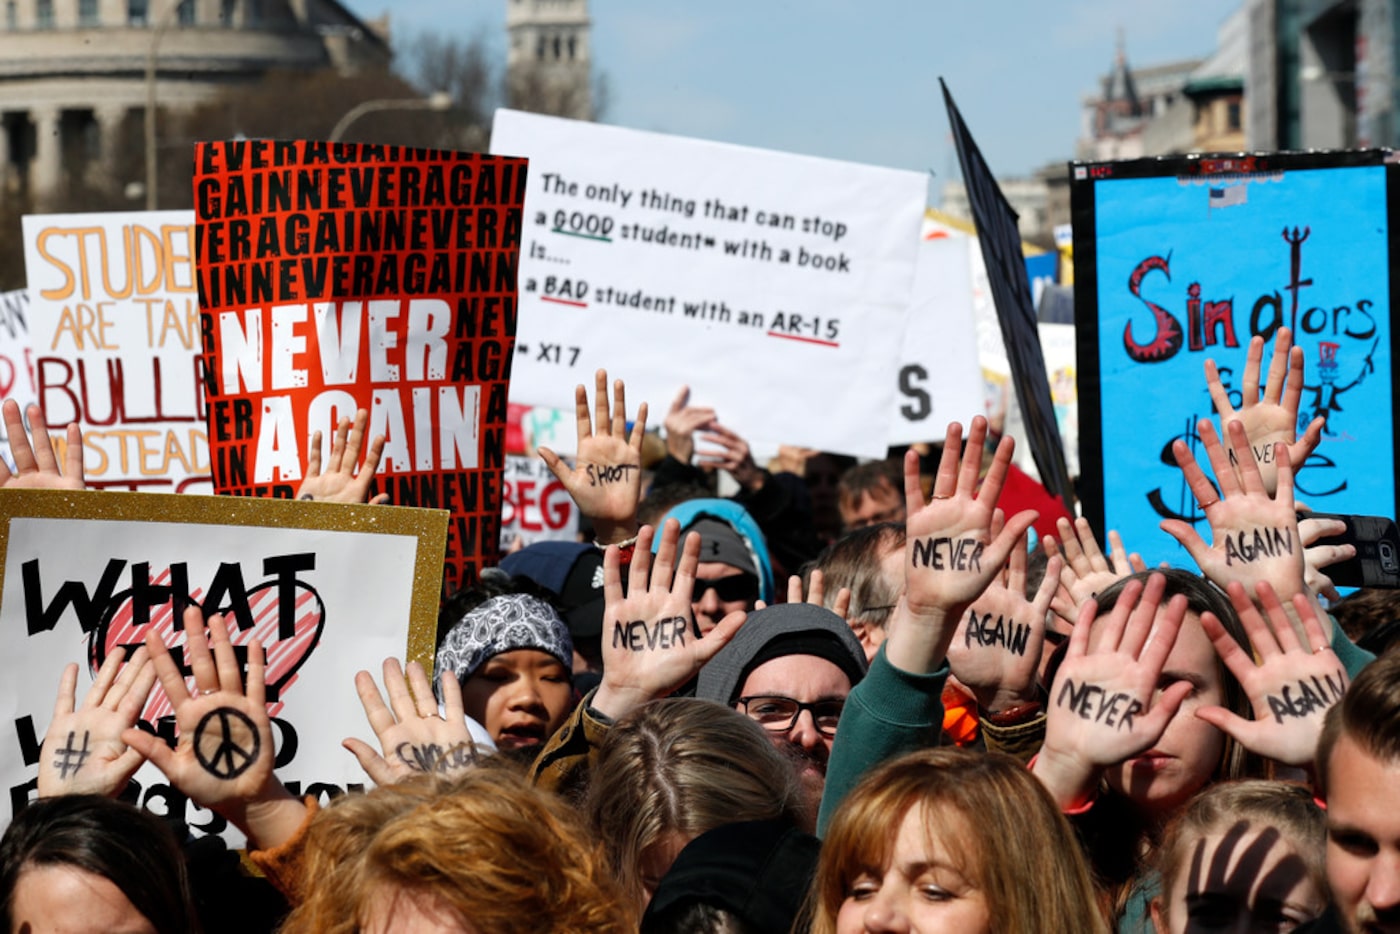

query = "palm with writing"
[[39, 646, 155, 798], [1045, 517, 1145, 630], [298, 408, 389, 504], [540, 369, 647, 546], [1204, 327, 1323, 497], [1196, 580, 1346, 768], [1032, 574, 1193, 810], [948, 518, 1060, 713], [591, 520, 746, 720], [0, 400, 84, 490], [343, 658, 484, 785]]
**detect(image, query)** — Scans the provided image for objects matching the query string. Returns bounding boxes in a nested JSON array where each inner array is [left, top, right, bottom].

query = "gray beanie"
[[695, 603, 868, 706], [434, 594, 574, 688]]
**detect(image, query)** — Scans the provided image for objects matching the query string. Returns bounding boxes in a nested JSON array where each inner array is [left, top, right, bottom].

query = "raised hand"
[[1204, 327, 1323, 496], [1045, 517, 1145, 629], [663, 384, 716, 465], [697, 422, 765, 492], [948, 519, 1060, 714], [297, 408, 389, 504], [539, 369, 647, 546], [343, 658, 484, 785], [1297, 511, 1352, 603], [591, 520, 745, 720], [785, 569, 851, 620], [0, 400, 84, 490], [1195, 580, 1346, 768], [39, 646, 155, 798], [1032, 573, 1193, 810]]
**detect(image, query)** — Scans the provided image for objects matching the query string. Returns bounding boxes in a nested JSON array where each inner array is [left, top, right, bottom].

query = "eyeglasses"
[[692, 574, 759, 604], [737, 695, 844, 736]]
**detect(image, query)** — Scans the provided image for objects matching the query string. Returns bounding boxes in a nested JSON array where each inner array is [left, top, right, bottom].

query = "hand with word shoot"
[[123, 606, 306, 850], [947, 515, 1060, 714], [540, 369, 648, 547], [590, 520, 745, 721], [1045, 517, 1146, 632], [888, 417, 1036, 676], [1196, 580, 1346, 769], [343, 658, 483, 786], [1031, 573, 1193, 811], [0, 400, 84, 491], [39, 646, 155, 798], [1204, 327, 1323, 497], [1162, 419, 1327, 644], [297, 407, 389, 504]]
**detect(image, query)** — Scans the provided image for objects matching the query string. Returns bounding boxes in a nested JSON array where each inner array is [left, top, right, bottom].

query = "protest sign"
[[22, 212, 209, 493], [500, 454, 577, 551], [490, 108, 926, 459], [0, 289, 37, 466], [1072, 151, 1400, 565], [0, 489, 447, 843], [193, 140, 527, 594]]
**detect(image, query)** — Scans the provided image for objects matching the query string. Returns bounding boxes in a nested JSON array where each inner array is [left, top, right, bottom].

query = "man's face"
[[839, 482, 905, 532], [735, 654, 852, 818], [692, 561, 758, 633], [1326, 733, 1400, 933]]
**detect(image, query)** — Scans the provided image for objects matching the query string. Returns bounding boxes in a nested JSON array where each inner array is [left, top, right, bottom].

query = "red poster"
[[193, 140, 526, 595]]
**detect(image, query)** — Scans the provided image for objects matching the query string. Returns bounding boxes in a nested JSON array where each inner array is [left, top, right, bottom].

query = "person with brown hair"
[[836, 458, 905, 533], [810, 746, 1108, 934]]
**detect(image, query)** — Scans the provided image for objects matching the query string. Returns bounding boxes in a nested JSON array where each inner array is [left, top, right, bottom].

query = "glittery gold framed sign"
[[0, 489, 447, 841]]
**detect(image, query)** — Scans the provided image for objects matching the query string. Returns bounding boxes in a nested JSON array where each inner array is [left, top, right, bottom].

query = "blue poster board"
[[1072, 151, 1399, 566]]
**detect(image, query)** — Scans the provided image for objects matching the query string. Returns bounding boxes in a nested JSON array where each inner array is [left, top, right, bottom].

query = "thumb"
[[121, 727, 174, 777], [1132, 680, 1194, 744], [694, 610, 747, 666], [1160, 520, 1210, 566], [538, 447, 569, 485], [343, 738, 395, 786], [1194, 705, 1258, 747]]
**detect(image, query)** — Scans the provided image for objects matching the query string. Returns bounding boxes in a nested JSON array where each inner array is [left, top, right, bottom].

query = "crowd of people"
[[3, 326, 1400, 934]]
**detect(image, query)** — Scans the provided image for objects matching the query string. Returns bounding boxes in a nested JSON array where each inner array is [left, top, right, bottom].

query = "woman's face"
[[1104, 610, 1227, 819], [835, 802, 991, 934], [459, 649, 572, 754], [9, 864, 157, 934]]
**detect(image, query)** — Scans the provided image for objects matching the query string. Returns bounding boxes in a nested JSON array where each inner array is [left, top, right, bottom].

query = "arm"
[[297, 408, 389, 504], [38, 647, 155, 798], [0, 400, 84, 490]]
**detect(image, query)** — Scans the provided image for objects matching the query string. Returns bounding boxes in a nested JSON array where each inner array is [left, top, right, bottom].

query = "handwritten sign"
[[1071, 151, 1398, 565], [500, 454, 577, 551], [0, 289, 37, 465], [490, 109, 926, 458], [0, 489, 446, 844], [193, 140, 527, 594], [22, 212, 209, 493]]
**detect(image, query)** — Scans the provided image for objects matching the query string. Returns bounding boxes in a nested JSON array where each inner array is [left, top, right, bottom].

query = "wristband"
[[984, 699, 1043, 727]]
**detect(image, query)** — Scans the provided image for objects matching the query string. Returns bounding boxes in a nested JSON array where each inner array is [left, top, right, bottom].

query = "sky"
[[342, 1, 1237, 196]]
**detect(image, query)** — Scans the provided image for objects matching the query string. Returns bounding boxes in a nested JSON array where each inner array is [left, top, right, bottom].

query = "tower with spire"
[[505, 0, 593, 120]]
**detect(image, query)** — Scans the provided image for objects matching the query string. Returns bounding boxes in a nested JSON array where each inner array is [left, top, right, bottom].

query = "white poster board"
[[0, 289, 38, 466], [490, 109, 927, 458], [22, 211, 209, 493], [1, 490, 447, 843], [500, 454, 577, 551]]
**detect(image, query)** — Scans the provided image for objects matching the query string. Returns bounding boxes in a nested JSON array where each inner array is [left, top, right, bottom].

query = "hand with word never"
[[540, 369, 647, 547], [122, 606, 305, 849], [697, 421, 766, 493], [591, 520, 746, 721], [0, 400, 84, 490], [663, 384, 716, 466], [1204, 327, 1323, 497], [1032, 573, 1193, 811], [343, 658, 483, 786], [1196, 580, 1347, 768], [948, 519, 1060, 714], [889, 417, 1037, 675], [1045, 517, 1145, 631], [39, 646, 155, 798], [297, 408, 389, 504]]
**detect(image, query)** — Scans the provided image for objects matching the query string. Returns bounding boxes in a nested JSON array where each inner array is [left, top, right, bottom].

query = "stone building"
[[506, 0, 592, 120], [0, 0, 389, 209]]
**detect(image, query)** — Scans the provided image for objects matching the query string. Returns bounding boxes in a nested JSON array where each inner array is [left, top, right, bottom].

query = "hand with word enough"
[[1196, 580, 1347, 768], [39, 646, 155, 799], [1032, 573, 1193, 811], [890, 417, 1037, 675], [591, 520, 745, 721], [122, 606, 305, 849], [1204, 327, 1323, 497], [663, 384, 716, 466], [697, 421, 766, 493], [540, 369, 648, 547], [1045, 517, 1145, 631], [297, 408, 389, 504], [948, 518, 1060, 714], [343, 658, 484, 786], [0, 400, 84, 491]]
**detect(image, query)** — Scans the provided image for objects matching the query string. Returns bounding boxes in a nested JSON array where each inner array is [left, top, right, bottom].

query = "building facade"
[[506, 0, 592, 120]]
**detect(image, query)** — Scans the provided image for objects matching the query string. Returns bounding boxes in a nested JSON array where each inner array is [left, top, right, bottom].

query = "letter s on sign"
[[898, 365, 931, 421]]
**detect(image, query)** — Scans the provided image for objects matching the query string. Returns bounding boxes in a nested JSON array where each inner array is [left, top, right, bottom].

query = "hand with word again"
[[0, 400, 84, 491], [948, 521, 1060, 713], [1196, 581, 1346, 768], [697, 422, 766, 493], [343, 659, 482, 786], [539, 369, 647, 546], [1298, 511, 1352, 603], [591, 520, 745, 721], [1204, 327, 1324, 497], [1033, 574, 1193, 810], [663, 384, 716, 466], [1046, 518, 1145, 630], [39, 646, 155, 799], [786, 569, 851, 621], [297, 408, 390, 505]]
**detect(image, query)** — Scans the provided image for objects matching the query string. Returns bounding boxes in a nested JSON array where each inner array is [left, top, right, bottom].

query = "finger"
[[1055, 517, 1089, 571], [1273, 441, 1295, 506], [573, 383, 591, 441], [1136, 680, 1194, 740], [84, 646, 127, 710], [327, 416, 350, 473], [440, 668, 465, 724], [1281, 343, 1306, 416], [976, 434, 1017, 509], [406, 660, 439, 719], [593, 369, 610, 435], [383, 657, 417, 723], [246, 639, 266, 708], [342, 738, 395, 787], [305, 430, 324, 478], [1, 400, 28, 476], [52, 662, 78, 718], [341, 409, 368, 471], [145, 627, 191, 707], [1308, 542, 1355, 571], [959, 416, 989, 495], [629, 402, 648, 451], [985, 511, 1037, 583], [668, 385, 690, 417], [1299, 516, 1348, 546], [1007, 528, 1028, 594], [1254, 580, 1302, 654], [1193, 706, 1258, 748], [537, 446, 571, 487], [1032, 555, 1063, 619], [1076, 517, 1111, 572], [1128, 553, 1148, 573], [369, 493, 391, 506], [115, 651, 157, 724], [603, 543, 624, 608], [1293, 592, 1333, 655], [1194, 420, 1240, 499], [354, 668, 397, 738], [1241, 334, 1265, 404], [1203, 358, 1236, 418], [1160, 519, 1211, 570], [63, 423, 83, 485], [103, 644, 150, 711], [208, 613, 244, 695], [1201, 609, 1258, 677], [629, 524, 658, 597], [1138, 593, 1189, 675], [1120, 572, 1170, 659], [693, 610, 747, 665], [672, 523, 700, 607], [1066, 593, 1102, 660], [807, 569, 826, 607], [833, 586, 851, 621], [357, 435, 387, 484], [121, 726, 175, 777], [611, 378, 628, 439], [1107, 529, 1130, 574], [1226, 420, 1266, 495], [1294, 417, 1325, 463], [183, 605, 218, 696], [926, 423, 963, 502], [26, 404, 59, 473], [786, 574, 803, 605], [1261, 327, 1290, 405]]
